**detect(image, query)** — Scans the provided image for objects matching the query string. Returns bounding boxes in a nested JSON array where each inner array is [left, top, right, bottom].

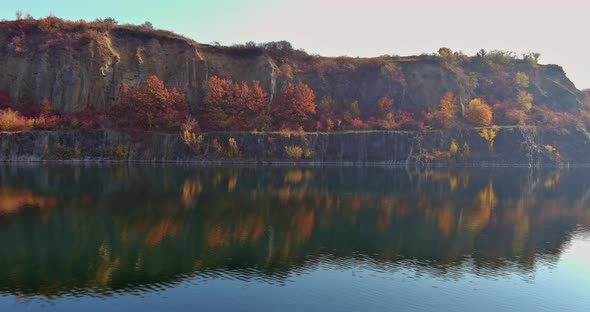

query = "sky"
[[2, 0, 589, 89]]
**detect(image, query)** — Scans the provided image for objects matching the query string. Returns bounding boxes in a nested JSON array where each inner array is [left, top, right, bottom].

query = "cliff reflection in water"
[[0, 164, 589, 297]]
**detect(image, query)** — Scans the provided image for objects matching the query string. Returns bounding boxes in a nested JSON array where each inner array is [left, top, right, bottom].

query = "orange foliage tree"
[[109, 76, 189, 130], [433, 92, 459, 128], [373, 96, 396, 129], [204, 76, 270, 130], [464, 98, 493, 127], [271, 81, 316, 130], [0, 109, 31, 131], [374, 96, 393, 119]]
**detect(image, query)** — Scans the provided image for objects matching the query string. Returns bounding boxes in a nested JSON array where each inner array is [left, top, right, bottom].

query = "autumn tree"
[[317, 96, 335, 114], [342, 100, 361, 126], [516, 91, 533, 112], [0, 108, 31, 131], [271, 81, 316, 130], [464, 98, 493, 127], [374, 96, 393, 120], [349, 100, 360, 119], [109, 75, 189, 130], [505, 109, 528, 125], [433, 92, 459, 128], [438, 47, 453, 59], [204, 76, 270, 130], [514, 72, 530, 89], [40, 98, 52, 117], [373, 96, 395, 129], [317, 96, 338, 132]]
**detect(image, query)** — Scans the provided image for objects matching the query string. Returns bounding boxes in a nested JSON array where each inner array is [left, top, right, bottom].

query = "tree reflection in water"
[[0, 164, 588, 297]]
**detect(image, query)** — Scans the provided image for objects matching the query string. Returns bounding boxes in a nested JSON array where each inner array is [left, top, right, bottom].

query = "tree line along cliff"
[[1, 17, 590, 163], [0, 17, 587, 121]]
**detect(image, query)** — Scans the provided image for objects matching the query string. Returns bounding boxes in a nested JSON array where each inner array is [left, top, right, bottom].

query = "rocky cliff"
[[0, 19, 586, 114], [1, 127, 589, 165]]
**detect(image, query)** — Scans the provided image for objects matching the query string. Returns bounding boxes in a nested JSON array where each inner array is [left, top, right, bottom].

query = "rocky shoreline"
[[1, 127, 588, 166]]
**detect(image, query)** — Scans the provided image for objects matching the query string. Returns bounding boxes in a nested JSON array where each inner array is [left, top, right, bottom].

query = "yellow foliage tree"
[[227, 137, 239, 157], [461, 142, 471, 160], [449, 140, 459, 156], [480, 128, 496, 151], [514, 72, 530, 89], [517, 91, 533, 112]]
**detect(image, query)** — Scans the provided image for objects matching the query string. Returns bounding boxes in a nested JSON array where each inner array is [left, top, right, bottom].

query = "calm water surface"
[[0, 164, 589, 311]]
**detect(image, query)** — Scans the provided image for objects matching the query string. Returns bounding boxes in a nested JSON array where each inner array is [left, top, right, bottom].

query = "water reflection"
[[0, 164, 589, 297]]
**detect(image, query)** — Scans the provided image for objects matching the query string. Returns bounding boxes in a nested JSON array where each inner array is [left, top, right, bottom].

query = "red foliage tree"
[[40, 98, 52, 117], [78, 106, 107, 130], [371, 96, 396, 129], [271, 82, 316, 130], [374, 96, 394, 120], [109, 76, 189, 130], [204, 76, 270, 130], [350, 118, 366, 130]]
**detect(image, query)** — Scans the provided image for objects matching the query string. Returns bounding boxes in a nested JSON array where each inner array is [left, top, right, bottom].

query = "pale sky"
[[2, 0, 589, 89]]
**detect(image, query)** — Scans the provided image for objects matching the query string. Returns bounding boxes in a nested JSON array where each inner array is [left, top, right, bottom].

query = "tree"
[[434, 92, 459, 128], [373, 96, 395, 129], [464, 98, 493, 127], [374, 96, 393, 120], [480, 128, 496, 151], [40, 98, 52, 117], [141, 21, 154, 29], [316, 96, 337, 132], [271, 81, 316, 129], [438, 47, 452, 59], [109, 75, 189, 130], [516, 91, 533, 112], [343, 100, 361, 125], [317, 96, 335, 114], [514, 72, 529, 89], [0, 108, 30, 131], [505, 109, 528, 125], [203, 76, 270, 130], [349, 101, 361, 119]]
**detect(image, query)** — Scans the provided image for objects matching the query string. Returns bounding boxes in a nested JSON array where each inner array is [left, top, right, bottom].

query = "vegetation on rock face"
[[109, 76, 189, 130], [480, 129, 497, 152], [0, 15, 590, 163], [0, 109, 31, 131], [429, 92, 460, 129], [284, 145, 304, 160], [271, 82, 317, 130], [465, 99, 493, 127], [203, 76, 269, 131]]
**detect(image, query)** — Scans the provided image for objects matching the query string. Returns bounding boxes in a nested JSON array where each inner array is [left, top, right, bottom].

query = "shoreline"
[[1, 127, 588, 166], [0, 159, 583, 168]]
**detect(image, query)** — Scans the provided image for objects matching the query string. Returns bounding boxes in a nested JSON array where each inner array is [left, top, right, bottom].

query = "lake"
[[0, 164, 588, 311]]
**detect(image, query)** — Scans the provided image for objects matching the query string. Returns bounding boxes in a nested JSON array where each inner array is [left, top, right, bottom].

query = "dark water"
[[0, 164, 588, 311]]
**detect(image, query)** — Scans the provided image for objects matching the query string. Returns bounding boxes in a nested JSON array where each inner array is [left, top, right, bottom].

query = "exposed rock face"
[[0, 21, 587, 114], [1, 127, 589, 165]]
